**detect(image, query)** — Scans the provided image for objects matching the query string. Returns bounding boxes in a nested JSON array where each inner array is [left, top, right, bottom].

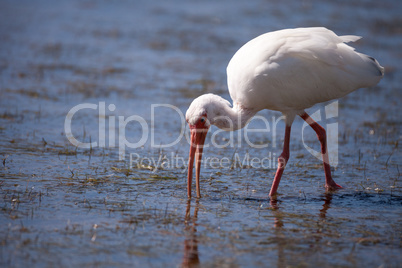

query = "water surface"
[[0, 0, 401, 267]]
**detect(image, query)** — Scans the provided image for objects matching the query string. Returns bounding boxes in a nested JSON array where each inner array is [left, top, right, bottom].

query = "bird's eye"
[[199, 118, 205, 123]]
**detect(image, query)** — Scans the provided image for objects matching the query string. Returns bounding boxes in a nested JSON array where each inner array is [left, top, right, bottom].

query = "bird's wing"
[[274, 27, 361, 68], [227, 27, 383, 112]]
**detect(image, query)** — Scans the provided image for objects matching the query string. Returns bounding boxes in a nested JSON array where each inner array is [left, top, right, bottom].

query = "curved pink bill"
[[187, 127, 208, 198]]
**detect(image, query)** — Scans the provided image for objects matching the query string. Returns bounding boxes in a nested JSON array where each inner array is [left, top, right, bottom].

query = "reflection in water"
[[269, 195, 334, 267], [181, 200, 200, 268], [179, 196, 334, 267], [319, 193, 333, 219], [270, 198, 285, 268], [270, 198, 284, 228]]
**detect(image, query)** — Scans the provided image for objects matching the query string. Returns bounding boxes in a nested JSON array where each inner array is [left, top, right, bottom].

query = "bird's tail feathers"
[[340, 35, 361, 43], [362, 54, 385, 77]]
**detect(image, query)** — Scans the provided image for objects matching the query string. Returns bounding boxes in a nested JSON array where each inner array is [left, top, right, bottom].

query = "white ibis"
[[186, 27, 384, 199]]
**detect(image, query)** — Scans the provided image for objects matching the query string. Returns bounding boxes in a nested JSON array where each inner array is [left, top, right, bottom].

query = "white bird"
[[186, 27, 384, 199]]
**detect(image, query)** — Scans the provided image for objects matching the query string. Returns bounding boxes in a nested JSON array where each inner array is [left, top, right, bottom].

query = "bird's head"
[[185, 94, 254, 198], [185, 94, 214, 199], [186, 93, 233, 128], [185, 94, 230, 196], [185, 94, 235, 198]]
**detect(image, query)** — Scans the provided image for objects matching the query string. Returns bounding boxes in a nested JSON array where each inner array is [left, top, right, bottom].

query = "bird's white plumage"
[[186, 27, 384, 130], [226, 27, 384, 115], [186, 94, 231, 126], [185, 27, 384, 198]]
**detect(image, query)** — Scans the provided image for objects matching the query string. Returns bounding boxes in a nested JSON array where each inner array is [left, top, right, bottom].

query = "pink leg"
[[269, 125, 291, 197], [300, 112, 342, 191]]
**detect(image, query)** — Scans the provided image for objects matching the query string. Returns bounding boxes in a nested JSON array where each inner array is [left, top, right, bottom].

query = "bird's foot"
[[325, 181, 343, 192]]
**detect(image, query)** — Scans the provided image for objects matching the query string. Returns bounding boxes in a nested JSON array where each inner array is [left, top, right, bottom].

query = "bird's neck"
[[212, 101, 257, 131]]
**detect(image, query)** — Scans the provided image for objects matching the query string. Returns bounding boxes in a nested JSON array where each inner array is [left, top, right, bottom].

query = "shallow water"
[[1, 0, 401, 267]]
